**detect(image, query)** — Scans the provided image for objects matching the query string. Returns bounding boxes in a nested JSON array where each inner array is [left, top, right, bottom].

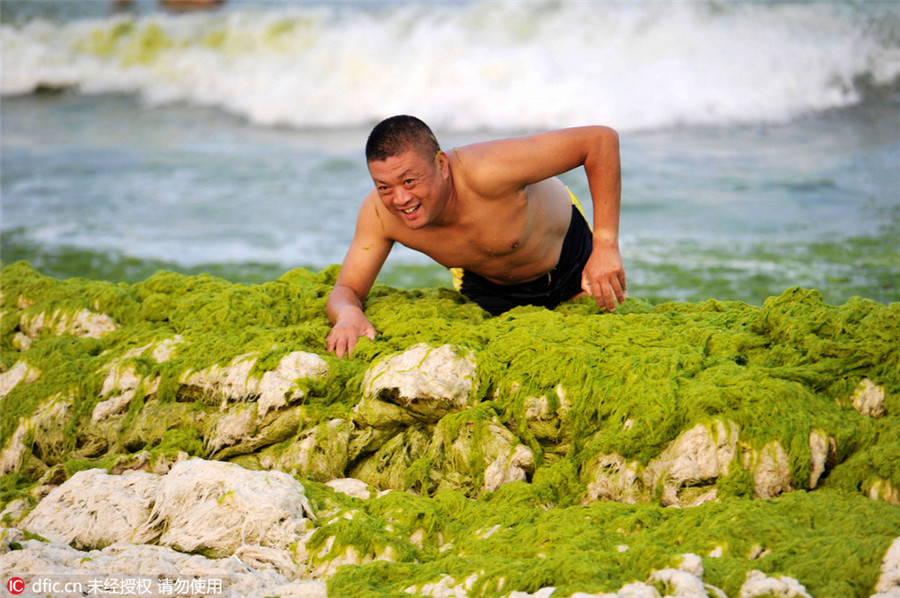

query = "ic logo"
[[6, 577, 25, 595]]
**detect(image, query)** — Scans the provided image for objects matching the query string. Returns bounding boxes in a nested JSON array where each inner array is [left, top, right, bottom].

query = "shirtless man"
[[326, 115, 626, 358]]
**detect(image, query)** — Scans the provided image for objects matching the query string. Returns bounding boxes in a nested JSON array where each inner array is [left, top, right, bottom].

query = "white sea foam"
[[2, 1, 898, 132]]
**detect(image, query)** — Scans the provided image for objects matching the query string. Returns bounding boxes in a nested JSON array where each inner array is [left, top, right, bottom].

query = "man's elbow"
[[594, 126, 619, 150], [583, 126, 620, 168]]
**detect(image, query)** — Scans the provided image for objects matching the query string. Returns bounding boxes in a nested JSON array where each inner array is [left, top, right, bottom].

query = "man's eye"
[[404, 179, 415, 186]]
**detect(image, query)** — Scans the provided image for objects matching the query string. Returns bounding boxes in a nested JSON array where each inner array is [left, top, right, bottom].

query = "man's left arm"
[[580, 127, 626, 311]]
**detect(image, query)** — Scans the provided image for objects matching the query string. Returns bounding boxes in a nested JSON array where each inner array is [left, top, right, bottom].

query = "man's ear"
[[436, 150, 449, 175]]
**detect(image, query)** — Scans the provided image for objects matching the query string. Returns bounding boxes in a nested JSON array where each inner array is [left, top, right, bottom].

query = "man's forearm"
[[584, 127, 622, 244], [326, 284, 366, 325]]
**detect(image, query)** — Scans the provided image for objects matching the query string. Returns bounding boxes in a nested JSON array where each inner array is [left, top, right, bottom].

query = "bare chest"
[[398, 197, 572, 285]]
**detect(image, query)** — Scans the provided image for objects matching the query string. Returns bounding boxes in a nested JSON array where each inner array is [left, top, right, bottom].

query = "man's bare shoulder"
[[447, 140, 526, 199], [356, 190, 400, 239]]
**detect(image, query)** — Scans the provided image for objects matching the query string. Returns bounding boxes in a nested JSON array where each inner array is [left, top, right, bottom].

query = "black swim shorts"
[[456, 204, 592, 315]]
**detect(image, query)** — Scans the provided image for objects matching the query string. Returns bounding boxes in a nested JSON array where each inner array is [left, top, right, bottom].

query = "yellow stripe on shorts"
[[567, 186, 592, 231]]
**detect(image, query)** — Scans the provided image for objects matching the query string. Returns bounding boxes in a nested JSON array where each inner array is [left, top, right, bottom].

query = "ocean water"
[[1, 0, 898, 306]]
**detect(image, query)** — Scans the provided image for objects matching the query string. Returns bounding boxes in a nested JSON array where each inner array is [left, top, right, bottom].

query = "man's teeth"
[[402, 206, 419, 214]]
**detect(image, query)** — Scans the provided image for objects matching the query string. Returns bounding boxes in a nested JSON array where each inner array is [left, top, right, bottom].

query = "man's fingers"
[[584, 274, 626, 312], [601, 283, 616, 311], [611, 275, 626, 305], [327, 324, 378, 359], [581, 277, 592, 296], [326, 330, 351, 359]]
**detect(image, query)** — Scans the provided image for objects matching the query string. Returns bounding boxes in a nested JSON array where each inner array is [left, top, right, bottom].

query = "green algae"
[[2, 258, 898, 492], [73, 19, 177, 67], [322, 486, 900, 598], [2, 261, 899, 596]]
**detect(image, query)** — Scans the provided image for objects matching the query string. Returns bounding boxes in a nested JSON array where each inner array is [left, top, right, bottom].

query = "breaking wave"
[[3, 1, 899, 132]]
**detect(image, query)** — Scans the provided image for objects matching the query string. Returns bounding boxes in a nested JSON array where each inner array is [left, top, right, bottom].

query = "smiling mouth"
[[401, 205, 420, 215]]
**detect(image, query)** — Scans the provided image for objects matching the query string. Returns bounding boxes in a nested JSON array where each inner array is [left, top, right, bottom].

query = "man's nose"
[[395, 188, 413, 206]]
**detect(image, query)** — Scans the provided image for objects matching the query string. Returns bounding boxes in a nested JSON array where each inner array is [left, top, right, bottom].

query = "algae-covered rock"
[[582, 451, 649, 504], [20, 307, 118, 339], [180, 349, 327, 414], [362, 343, 477, 423], [853, 377, 886, 418], [2, 263, 900, 597], [261, 417, 350, 480], [645, 419, 740, 507]]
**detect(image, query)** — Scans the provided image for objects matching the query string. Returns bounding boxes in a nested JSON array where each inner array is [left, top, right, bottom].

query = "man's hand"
[[326, 309, 376, 358], [581, 244, 626, 311]]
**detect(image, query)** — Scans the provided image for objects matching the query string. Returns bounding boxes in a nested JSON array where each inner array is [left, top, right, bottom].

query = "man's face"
[[368, 149, 447, 230]]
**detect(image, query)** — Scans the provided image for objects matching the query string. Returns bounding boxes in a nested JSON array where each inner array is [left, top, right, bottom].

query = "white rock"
[[617, 581, 662, 598], [582, 452, 647, 505], [0, 536, 327, 598], [523, 384, 571, 440], [150, 335, 183, 362], [808, 430, 829, 489], [22, 469, 161, 550], [0, 527, 26, 553], [746, 441, 793, 499], [405, 572, 481, 598], [1, 393, 72, 475], [482, 444, 535, 493], [257, 351, 328, 419], [326, 478, 375, 500], [648, 568, 708, 597], [0, 499, 29, 528], [268, 418, 349, 479], [0, 361, 40, 398], [739, 570, 812, 598], [100, 363, 142, 397], [181, 351, 327, 417], [507, 588, 557, 598], [92, 388, 137, 423], [306, 536, 398, 579], [852, 378, 885, 418], [363, 343, 476, 422], [868, 479, 900, 505], [677, 553, 704, 578], [876, 537, 900, 594], [180, 353, 258, 402], [92, 340, 179, 423], [0, 420, 29, 475], [12, 331, 32, 351], [647, 420, 739, 506], [207, 405, 256, 454], [134, 459, 313, 558], [20, 308, 117, 339]]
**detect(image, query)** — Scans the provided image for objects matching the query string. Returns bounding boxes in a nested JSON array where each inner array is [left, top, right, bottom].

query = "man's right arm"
[[325, 194, 394, 358]]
